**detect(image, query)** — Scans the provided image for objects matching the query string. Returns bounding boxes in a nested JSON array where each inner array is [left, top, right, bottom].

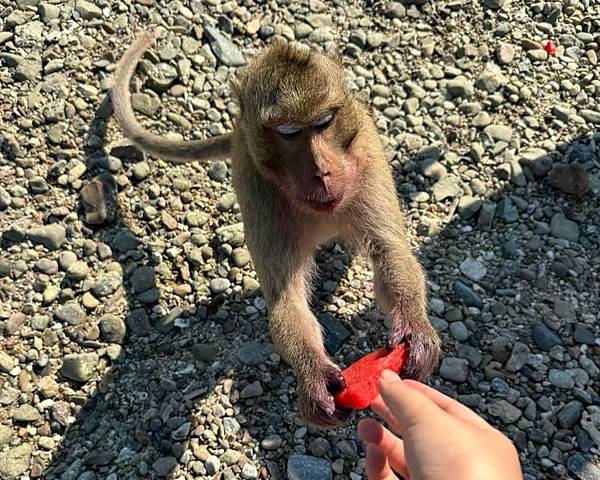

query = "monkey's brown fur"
[[112, 33, 442, 428]]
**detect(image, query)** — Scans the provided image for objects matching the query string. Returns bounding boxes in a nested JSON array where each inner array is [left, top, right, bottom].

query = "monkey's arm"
[[111, 32, 232, 163]]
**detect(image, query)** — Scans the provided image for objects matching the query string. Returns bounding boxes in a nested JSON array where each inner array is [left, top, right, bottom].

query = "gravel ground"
[[1, 0, 599, 479]]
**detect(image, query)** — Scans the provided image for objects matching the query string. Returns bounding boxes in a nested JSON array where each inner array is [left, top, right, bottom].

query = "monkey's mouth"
[[302, 193, 343, 213]]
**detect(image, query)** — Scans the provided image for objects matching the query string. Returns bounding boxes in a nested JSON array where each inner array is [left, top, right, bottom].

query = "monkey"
[[112, 32, 442, 428]]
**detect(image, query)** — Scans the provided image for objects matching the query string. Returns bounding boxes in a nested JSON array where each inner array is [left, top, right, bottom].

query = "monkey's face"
[[232, 42, 362, 214], [260, 108, 361, 214]]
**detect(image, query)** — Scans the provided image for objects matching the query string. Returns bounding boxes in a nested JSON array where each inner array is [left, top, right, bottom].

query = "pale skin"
[[358, 370, 523, 480], [112, 33, 442, 428]]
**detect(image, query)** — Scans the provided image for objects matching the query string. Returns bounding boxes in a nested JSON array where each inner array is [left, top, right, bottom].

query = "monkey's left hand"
[[387, 320, 442, 381]]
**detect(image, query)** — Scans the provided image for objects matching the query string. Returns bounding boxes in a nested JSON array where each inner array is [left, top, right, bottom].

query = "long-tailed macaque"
[[112, 33, 442, 427]]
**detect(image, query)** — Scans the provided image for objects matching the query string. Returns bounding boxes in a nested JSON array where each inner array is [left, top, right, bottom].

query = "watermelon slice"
[[334, 345, 409, 410]]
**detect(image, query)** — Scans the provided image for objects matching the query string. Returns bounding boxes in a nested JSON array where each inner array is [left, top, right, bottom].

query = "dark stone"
[[453, 280, 483, 308], [531, 322, 562, 351], [318, 314, 351, 355]]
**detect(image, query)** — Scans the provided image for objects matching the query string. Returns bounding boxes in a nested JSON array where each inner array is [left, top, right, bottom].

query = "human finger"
[[366, 444, 399, 480], [401, 380, 493, 430], [378, 370, 445, 435], [359, 418, 409, 478]]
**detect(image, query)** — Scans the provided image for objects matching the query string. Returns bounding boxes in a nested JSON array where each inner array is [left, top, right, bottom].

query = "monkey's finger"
[[366, 444, 400, 480], [359, 419, 409, 478], [400, 380, 493, 430]]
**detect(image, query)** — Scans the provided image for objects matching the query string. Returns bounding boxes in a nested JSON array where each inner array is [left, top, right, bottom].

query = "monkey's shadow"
[[42, 94, 599, 479]]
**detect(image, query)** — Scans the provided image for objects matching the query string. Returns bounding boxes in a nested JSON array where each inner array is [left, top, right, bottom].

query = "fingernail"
[[380, 370, 400, 383]]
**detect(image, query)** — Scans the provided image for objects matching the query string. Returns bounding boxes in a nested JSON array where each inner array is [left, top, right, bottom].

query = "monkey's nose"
[[314, 169, 330, 179]]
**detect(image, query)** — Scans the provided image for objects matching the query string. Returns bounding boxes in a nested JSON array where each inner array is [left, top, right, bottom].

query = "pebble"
[[453, 281, 483, 308], [13, 404, 41, 423], [287, 454, 332, 480], [27, 224, 66, 250], [549, 369, 575, 389], [531, 322, 562, 351], [550, 214, 580, 242], [0, 444, 32, 480], [459, 258, 487, 282], [61, 353, 99, 382], [439, 357, 469, 382], [488, 400, 522, 424]]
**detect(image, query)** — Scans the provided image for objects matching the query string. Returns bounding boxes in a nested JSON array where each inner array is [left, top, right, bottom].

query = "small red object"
[[544, 40, 556, 55], [334, 345, 409, 410]]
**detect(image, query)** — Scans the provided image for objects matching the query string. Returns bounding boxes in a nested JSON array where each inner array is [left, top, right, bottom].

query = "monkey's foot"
[[387, 322, 442, 381], [298, 363, 352, 429]]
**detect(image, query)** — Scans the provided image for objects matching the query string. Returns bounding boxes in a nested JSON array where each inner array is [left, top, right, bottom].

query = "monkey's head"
[[231, 42, 364, 214]]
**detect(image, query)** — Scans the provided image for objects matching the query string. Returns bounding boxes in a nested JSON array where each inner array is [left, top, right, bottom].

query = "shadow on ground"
[[40, 85, 599, 480]]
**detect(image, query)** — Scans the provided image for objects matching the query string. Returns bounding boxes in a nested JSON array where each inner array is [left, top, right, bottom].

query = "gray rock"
[[205, 455, 221, 475], [484, 124, 513, 143], [287, 454, 332, 480], [38, 377, 59, 399], [0, 444, 32, 480], [520, 148, 554, 177], [127, 308, 152, 336], [54, 304, 86, 326], [550, 213, 579, 242], [13, 404, 41, 423], [531, 322, 562, 351], [318, 314, 351, 355], [432, 176, 462, 201], [0, 352, 14, 373], [506, 342, 530, 372], [567, 453, 600, 480], [261, 434, 283, 451], [75, 0, 103, 20], [453, 281, 483, 308], [153, 456, 178, 477], [100, 314, 127, 343], [209, 278, 230, 294], [488, 399, 521, 424], [439, 357, 469, 382], [475, 63, 507, 92], [241, 463, 259, 479], [186, 211, 209, 227], [28, 224, 66, 250], [447, 76, 474, 98], [549, 369, 575, 389], [191, 343, 218, 363], [147, 63, 178, 93], [130, 266, 155, 293], [204, 25, 245, 67], [237, 342, 272, 366], [579, 110, 600, 124], [220, 449, 242, 466], [496, 44, 515, 64], [558, 401, 584, 429], [66, 261, 90, 281], [92, 271, 122, 297], [131, 93, 160, 117], [208, 161, 229, 182], [449, 322, 470, 341], [459, 258, 487, 281], [0, 384, 20, 405], [61, 353, 99, 382], [573, 324, 596, 345], [241, 381, 263, 399], [0, 425, 12, 446], [495, 198, 518, 223], [483, 0, 506, 7], [132, 162, 151, 181]]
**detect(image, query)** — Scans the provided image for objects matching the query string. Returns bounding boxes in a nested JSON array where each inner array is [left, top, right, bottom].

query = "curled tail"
[[111, 32, 232, 163]]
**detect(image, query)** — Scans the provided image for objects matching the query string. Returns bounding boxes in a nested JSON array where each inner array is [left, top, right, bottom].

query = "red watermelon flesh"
[[334, 345, 409, 410]]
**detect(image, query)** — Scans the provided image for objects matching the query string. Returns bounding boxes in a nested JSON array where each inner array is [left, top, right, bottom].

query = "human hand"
[[357, 370, 522, 480]]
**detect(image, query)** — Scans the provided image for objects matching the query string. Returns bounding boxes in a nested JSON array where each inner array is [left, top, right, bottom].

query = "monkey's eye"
[[313, 112, 334, 130], [276, 124, 302, 138]]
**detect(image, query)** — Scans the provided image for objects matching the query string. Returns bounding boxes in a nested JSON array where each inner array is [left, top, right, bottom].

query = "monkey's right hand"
[[297, 360, 353, 429]]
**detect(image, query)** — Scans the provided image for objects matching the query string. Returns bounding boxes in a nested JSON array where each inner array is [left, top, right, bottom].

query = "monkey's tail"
[[111, 32, 232, 163]]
